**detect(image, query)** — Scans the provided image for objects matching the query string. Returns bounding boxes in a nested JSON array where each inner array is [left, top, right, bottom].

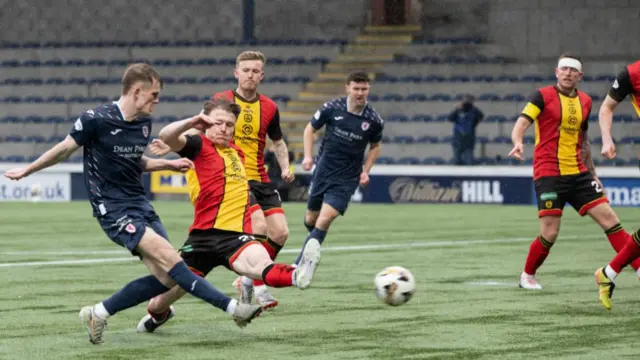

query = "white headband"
[[557, 57, 582, 72]]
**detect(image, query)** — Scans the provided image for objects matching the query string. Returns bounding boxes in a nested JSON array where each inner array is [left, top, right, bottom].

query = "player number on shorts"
[[238, 235, 254, 242], [591, 180, 603, 193]]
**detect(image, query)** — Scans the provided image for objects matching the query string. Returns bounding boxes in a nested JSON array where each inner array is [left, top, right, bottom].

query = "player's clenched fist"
[[600, 141, 616, 159], [189, 113, 216, 131], [301, 156, 313, 171]]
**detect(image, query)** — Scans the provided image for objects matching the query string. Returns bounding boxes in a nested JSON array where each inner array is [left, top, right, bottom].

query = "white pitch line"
[[0, 234, 593, 268]]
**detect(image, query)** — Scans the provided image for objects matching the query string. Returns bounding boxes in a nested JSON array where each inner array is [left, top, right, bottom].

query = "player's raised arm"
[[158, 112, 214, 152]]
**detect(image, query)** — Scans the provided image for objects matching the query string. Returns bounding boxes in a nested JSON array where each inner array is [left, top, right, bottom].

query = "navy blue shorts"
[[97, 203, 169, 257], [307, 180, 358, 215]]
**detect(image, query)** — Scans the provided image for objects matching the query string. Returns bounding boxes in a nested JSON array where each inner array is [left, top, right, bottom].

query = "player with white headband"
[[508, 53, 636, 291]]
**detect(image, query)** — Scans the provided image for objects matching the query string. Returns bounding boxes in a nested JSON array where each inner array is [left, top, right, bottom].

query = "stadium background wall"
[[2, 163, 639, 207]]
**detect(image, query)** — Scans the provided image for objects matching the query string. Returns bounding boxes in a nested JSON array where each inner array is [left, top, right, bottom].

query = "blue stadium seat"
[[393, 136, 415, 144], [5, 135, 23, 142], [435, 114, 449, 122], [3, 78, 21, 85], [87, 59, 107, 66], [198, 76, 220, 84], [175, 59, 195, 66], [588, 114, 599, 122], [476, 136, 489, 144], [421, 157, 446, 165], [22, 60, 41, 67], [406, 93, 428, 101], [46, 116, 66, 123], [196, 58, 217, 66], [388, 114, 409, 122], [48, 136, 65, 143], [401, 75, 423, 83], [177, 77, 197, 84], [416, 136, 438, 143], [376, 156, 395, 164], [430, 93, 451, 101], [6, 155, 25, 162], [271, 95, 290, 103], [412, 114, 433, 122], [24, 96, 44, 103], [492, 136, 511, 144], [23, 78, 43, 85], [449, 75, 470, 82], [495, 75, 517, 82], [478, 93, 500, 101], [440, 135, 453, 143], [159, 95, 177, 102], [382, 93, 403, 102], [25, 135, 46, 143], [523, 136, 535, 144], [46, 96, 66, 103], [380, 135, 391, 143], [614, 114, 634, 122], [620, 136, 640, 144], [503, 94, 526, 101], [485, 115, 507, 123], [471, 75, 494, 82], [25, 115, 44, 123], [285, 56, 306, 65], [43, 59, 63, 66], [397, 157, 420, 165], [425, 75, 446, 82], [3, 96, 22, 103], [45, 77, 66, 85], [520, 74, 545, 82]]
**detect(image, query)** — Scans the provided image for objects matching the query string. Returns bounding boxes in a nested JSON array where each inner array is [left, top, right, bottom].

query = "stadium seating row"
[[0, 74, 618, 85], [0, 37, 481, 49], [1, 76, 311, 85], [0, 57, 331, 68]]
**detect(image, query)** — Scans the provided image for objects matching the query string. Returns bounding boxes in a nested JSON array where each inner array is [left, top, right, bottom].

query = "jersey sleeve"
[[266, 108, 284, 141], [311, 105, 331, 130], [68, 111, 99, 147], [370, 120, 384, 144], [608, 67, 634, 102], [521, 90, 545, 122], [176, 135, 203, 160]]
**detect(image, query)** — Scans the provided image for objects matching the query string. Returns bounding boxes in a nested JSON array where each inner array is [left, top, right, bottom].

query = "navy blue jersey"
[[68, 103, 152, 217], [311, 97, 384, 183]]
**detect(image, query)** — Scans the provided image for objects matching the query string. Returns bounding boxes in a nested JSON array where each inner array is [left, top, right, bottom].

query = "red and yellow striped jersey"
[[608, 60, 640, 116], [521, 86, 592, 180], [177, 134, 251, 233], [213, 90, 283, 183]]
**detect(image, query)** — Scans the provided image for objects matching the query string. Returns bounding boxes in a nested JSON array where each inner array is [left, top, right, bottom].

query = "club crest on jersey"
[[125, 223, 136, 234], [361, 122, 370, 131], [142, 126, 149, 138]]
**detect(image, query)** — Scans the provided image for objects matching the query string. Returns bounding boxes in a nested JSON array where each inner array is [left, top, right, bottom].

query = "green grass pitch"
[[0, 201, 639, 359]]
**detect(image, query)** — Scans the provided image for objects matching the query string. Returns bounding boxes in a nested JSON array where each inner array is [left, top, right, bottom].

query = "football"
[[374, 266, 415, 306]]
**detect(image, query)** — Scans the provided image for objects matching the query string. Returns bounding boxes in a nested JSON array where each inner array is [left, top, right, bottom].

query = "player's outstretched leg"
[[594, 230, 640, 310]]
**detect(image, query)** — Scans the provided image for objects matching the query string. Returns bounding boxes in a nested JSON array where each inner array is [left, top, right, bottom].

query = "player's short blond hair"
[[121, 63, 162, 95], [236, 51, 267, 66]]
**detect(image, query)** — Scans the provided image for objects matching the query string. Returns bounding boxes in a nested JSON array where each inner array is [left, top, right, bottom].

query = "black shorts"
[[534, 172, 608, 217], [249, 180, 284, 216], [178, 229, 260, 276]]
